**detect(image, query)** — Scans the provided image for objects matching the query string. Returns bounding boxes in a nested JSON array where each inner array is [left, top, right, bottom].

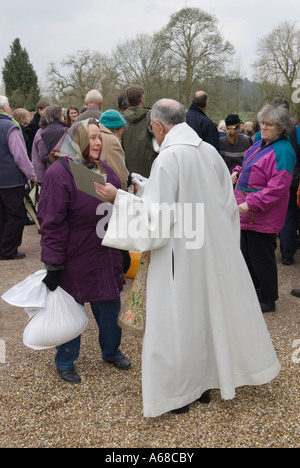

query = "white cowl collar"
[[160, 122, 202, 152]]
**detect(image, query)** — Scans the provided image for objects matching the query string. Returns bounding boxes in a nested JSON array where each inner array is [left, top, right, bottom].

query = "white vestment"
[[103, 123, 280, 418]]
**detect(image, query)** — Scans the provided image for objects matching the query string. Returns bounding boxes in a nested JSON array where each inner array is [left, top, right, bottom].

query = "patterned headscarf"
[[50, 119, 106, 172]]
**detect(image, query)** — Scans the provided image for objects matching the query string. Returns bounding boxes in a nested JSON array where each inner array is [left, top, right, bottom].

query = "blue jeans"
[[55, 298, 122, 371]]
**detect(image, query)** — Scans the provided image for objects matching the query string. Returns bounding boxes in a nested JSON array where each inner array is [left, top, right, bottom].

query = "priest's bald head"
[[150, 99, 186, 146]]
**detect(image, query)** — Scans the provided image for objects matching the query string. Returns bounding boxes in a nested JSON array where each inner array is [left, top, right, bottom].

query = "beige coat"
[[100, 124, 129, 191]]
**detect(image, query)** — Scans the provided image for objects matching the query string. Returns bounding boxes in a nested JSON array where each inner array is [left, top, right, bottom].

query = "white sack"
[[23, 287, 89, 350], [1, 270, 48, 308], [24, 308, 40, 319]]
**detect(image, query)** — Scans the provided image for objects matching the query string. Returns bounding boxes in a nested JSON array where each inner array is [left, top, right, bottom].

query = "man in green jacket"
[[122, 85, 157, 178]]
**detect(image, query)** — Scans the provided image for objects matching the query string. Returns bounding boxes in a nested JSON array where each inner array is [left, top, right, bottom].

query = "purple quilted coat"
[[37, 157, 124, 303]]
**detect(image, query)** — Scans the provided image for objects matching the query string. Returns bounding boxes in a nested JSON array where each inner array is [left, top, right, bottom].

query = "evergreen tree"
[[2, 38, 40, 110]]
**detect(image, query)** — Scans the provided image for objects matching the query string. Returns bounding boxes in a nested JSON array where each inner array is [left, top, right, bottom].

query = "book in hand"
[[69, 159, 106, 201]]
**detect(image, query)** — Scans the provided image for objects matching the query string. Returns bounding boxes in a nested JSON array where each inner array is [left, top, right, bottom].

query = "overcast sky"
[[0, 0, 299, 92]]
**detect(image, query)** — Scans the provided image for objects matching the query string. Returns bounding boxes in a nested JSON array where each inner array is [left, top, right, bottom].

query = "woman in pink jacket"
[[232, 103, 296, 313]]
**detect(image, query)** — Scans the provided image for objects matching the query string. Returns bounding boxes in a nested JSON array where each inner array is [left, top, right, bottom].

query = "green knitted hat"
[[100, 109, 126, 129]]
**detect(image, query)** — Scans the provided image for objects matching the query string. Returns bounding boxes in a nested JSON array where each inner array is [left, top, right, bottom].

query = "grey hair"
[[258, 103, 295, 137], [0, 95, 9, 110], [151, 99, 186, 127], [85, 89, 103, 105], [45, 105, 63, 124]]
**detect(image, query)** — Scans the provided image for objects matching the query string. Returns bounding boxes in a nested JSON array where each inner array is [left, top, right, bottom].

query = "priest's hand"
[[131, 173, 148, 197], [94, 182, 118, 202]]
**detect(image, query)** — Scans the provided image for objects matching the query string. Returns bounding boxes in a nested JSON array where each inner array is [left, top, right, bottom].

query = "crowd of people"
[[0, 85, 299, 417]]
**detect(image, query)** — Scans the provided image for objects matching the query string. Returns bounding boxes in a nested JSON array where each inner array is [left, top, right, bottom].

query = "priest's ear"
[[151, 120, 168, 146]]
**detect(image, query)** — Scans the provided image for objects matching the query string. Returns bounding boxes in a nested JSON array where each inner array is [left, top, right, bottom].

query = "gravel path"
[[0, 225, 299, 448]]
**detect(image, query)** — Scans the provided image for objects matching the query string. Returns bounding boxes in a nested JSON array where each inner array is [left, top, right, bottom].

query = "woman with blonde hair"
[[219, 114, 251, 173], [13, 108, 32, 157], [244, 121, 254, 138], [13, 108, 30, 127]]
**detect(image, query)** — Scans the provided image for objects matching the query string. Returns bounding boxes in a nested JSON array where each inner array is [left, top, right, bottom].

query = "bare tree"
[[157, 8, 235, 107], [47, 50, 119, 108], [112, 33, 169, 105], [253, 21, 300, 114]]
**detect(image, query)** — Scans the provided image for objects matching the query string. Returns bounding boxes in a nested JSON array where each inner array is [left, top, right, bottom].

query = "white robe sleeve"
[[102, 156, 178, 252]]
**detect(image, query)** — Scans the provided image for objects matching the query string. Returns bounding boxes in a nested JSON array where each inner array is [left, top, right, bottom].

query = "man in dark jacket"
[[280, 125, 300, 266], [27, 100, 50, 147], [186, 91, 220, 151], [122, 85, 157, 178]]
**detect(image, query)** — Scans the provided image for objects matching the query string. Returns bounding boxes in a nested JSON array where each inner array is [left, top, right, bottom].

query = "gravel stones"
[[0, 226, 299, 448]]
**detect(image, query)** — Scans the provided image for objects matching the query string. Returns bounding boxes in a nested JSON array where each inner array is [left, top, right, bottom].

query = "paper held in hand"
[[69, 159, 106, 201]]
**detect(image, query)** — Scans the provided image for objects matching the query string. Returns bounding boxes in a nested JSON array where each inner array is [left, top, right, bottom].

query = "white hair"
[[151, 99, 186, 127], [85, 90, 103, 105], [0, 95, 9, 110], [258, 103, 295, 137]]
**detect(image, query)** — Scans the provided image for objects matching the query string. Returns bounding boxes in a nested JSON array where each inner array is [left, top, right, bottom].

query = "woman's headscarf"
[[50, 119, 106, 173]]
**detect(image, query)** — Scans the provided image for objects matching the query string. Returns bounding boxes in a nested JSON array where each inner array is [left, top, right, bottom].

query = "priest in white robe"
[[94, 99, 280, 418]]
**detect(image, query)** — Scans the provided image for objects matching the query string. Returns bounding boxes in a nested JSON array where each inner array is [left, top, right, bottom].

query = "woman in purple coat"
[[37, 119, 130, 384]]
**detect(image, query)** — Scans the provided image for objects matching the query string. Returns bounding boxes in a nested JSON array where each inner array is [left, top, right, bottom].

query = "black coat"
[[186, 103, 220, 151], [26, 112, 41, 146]]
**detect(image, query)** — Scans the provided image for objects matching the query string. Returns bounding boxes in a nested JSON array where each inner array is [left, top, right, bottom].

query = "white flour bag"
[[23, 287, 89, 350], [1, 270, 48, 308]]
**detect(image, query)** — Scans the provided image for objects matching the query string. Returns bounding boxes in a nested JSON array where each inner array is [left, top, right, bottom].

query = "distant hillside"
[[205, 77, 274, 123]]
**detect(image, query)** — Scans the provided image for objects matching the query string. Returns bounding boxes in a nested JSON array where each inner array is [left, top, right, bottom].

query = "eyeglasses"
[[260, 122, 275, 128], [149, 121, 165, 133], [89, 118, 100, 127]]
